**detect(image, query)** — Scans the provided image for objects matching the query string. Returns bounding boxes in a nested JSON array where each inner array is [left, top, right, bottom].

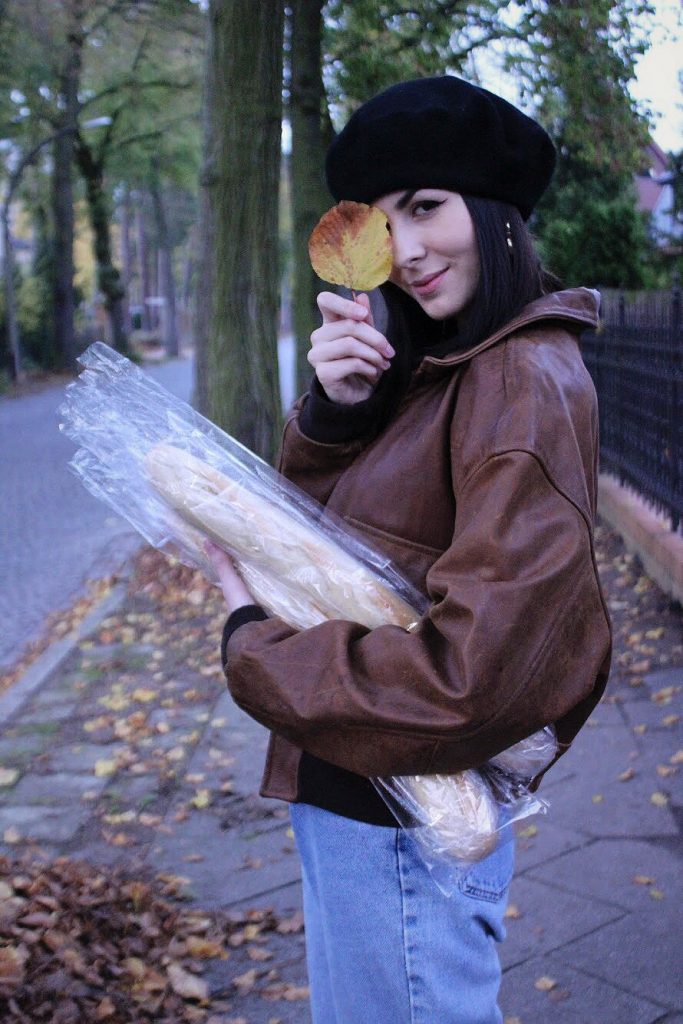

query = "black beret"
[[326, 76, 556, 220]]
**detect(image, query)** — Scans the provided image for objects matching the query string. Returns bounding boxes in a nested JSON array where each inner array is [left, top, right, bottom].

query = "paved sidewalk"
[[0, 526, 681, 1023]]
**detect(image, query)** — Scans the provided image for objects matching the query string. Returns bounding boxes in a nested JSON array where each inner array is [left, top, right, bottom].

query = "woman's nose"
[[390, 225, 426, 267]]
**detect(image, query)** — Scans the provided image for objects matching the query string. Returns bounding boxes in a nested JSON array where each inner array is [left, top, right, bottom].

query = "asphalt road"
[[0, 355, 194, 669]]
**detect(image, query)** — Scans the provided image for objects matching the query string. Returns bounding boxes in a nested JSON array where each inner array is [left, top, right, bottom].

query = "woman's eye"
[[413, 200, 442, 215]]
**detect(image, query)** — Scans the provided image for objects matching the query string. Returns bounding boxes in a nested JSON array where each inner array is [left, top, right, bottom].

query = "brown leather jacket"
[[224, 287, 612, 801]]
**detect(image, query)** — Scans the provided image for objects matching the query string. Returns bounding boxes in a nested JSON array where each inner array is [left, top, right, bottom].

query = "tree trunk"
[[193, 11, 216, 413], [120, 184, 133, 309], [2, 201, 22, 381], [75, 139, 131, 356], [201, 0, 284, 461], [52, 22, 82, 372], [135, 201, 152, 330], [289, 0, 330, 397], [149, 174, 179, 357]]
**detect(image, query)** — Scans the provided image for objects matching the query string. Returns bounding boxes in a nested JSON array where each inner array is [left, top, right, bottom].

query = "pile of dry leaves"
[[0, 854, 286, 1023]]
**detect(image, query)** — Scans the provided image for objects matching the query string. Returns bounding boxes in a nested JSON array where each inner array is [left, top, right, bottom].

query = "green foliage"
[[324, 0, 510, 116], [512, 1, 654, 184], [0, 0, 204, 371], [508, 1, 658, 288], [537, 182, 652, 288]]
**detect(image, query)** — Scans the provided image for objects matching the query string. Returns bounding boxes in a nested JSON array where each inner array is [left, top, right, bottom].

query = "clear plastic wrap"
[[59, 342, 557, 894], [372, 725, 556, 894]]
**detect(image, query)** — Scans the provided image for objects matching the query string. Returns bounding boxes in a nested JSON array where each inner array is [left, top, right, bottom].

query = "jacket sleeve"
[[276, 382, 392, 505], [224, 447, 611, 778]]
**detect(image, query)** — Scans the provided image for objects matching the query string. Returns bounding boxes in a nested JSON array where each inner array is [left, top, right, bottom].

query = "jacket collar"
[[422, 287, 600, 370]]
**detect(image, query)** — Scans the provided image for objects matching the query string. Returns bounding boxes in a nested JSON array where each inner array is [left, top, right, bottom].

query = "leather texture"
[[224, 288, 612, 801]]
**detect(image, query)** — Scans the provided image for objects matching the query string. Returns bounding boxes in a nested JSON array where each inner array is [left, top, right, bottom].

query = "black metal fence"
[[581, 284, 683, 533]]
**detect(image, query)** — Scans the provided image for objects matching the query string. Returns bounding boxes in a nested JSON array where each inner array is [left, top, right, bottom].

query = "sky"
[[472, 0, 682, 156], [630, 0, 682, 153]]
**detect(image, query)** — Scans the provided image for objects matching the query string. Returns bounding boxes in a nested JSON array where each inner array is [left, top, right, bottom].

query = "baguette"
[[404, 771, 499, 861], [144, 441, 501, 861], [145, 443, 418, 631]]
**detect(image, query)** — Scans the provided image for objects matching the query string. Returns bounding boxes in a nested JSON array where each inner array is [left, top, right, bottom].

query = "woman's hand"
[[308, 292, 395, 405], [204, 541, 254, 614]]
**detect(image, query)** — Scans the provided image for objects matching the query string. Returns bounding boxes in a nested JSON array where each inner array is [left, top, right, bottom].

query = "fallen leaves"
[[0, 768, 19, 787], [0, 576, 116, 699], [504, 903, 522, 920], [651, 686, 678, 704], [534, 975, 557, 992], [309, 201, 392, 292], [516, 824, 538, 839], [0, 855, 306, 1021], [632, 874, 665, 900]]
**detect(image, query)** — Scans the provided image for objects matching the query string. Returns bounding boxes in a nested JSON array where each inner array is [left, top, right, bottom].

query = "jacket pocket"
[[343, 515, 443, 594]]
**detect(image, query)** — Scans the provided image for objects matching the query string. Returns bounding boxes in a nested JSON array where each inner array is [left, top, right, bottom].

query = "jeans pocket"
[[456, 835, 515, 903]]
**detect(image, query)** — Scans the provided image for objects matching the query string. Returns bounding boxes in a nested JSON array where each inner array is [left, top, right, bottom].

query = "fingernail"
[[385, 346, 395, 357]]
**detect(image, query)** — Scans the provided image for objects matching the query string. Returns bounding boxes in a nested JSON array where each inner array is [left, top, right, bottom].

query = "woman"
[[208, 76, 612, 1024]]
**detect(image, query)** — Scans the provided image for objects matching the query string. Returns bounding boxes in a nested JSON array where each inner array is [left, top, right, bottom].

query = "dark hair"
[[380, 196, 561, 355]]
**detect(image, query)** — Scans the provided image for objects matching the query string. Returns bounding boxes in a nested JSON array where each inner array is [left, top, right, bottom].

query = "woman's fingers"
[[317, 290, 370, 324], [308, 336, 392, 372], [312, 316, 393, 354], [203, 541, 254, 612], [311, 291, 394, 403]]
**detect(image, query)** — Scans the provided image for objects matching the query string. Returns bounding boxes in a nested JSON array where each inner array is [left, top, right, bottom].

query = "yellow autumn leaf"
[[132, 687, 157, 703], [232, 967, 258, 994], [650, 791, 669, 807], [185, 936, 227, 959], [651, 686, 676, 704], [309, 201, 392, 292], [504, 903, 522, 920], [190, 789, 211, 809], [645, 627, 664, 639], [633, 874, 655, 885], [617, 768, 635, 782], [517, 824, 538, 839], [83, 716, 111, 733], [534, 975, 557, 992], [94, 758, 118, 777], [662, 714, 680, 727], [649, 888, 665, 900], [99, 693, 130, 712], [670, 749, 683, 765]]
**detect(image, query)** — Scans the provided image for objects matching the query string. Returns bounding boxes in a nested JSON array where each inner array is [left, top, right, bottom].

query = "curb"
[[0, 582, 129, 723], [598, 473, 683, 606]]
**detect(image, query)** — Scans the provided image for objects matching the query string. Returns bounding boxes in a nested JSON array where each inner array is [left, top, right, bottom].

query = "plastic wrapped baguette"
[[60, 343, 556, 875]]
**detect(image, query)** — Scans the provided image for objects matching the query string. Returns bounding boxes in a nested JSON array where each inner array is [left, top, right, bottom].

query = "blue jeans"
[[290, 802, 513, 1024]]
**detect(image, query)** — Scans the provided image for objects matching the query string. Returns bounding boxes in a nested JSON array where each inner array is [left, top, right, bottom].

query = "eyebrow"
[[395, 189, 417, 210]]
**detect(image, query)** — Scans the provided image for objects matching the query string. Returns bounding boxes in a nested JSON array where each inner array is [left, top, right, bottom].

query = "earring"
[[505, 221, 513, 253]]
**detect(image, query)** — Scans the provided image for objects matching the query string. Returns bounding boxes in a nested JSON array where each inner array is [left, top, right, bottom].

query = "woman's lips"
[[412, 268, 448, 296]]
